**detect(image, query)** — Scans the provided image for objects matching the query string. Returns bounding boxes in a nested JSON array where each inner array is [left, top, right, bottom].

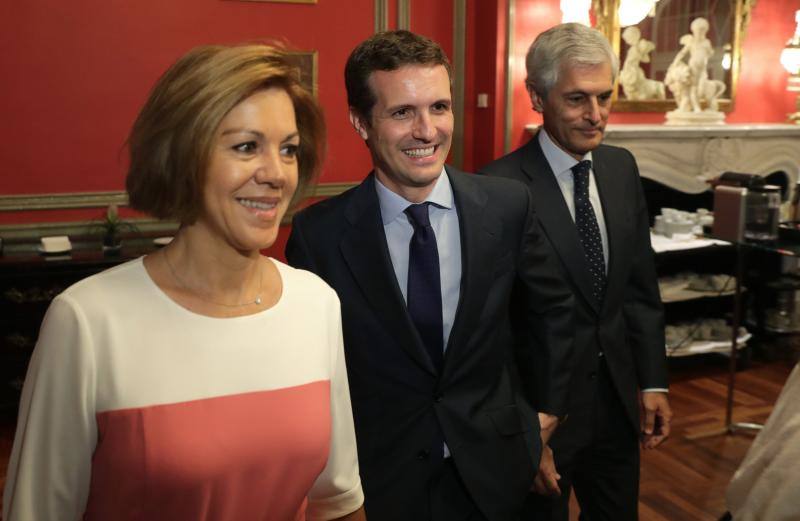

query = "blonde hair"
[[126, 44, 325, 222]]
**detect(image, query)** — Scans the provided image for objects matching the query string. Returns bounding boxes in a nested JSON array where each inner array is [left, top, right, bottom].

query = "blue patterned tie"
[[405, 203, 444, 372], [572, 160, 607, 304]]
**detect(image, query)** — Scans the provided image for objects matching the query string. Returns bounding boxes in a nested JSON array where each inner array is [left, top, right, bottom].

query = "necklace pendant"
[[255, 296, 262, 305]]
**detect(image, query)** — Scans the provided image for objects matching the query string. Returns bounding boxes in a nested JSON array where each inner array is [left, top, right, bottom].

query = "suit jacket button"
[[434, 394, 443, 403], [417, 450, 430, 460], [588, 371, 597, 380]]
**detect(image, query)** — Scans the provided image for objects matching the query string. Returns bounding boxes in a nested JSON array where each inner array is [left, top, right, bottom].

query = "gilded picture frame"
[[592, 0, 756, 112], [285, 50, 318, 97]]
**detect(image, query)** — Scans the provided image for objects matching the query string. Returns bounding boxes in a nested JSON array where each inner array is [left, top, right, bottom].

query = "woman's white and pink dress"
[[3, 258, 363, 521]]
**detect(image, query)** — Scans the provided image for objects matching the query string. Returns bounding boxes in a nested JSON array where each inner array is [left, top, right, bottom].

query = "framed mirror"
[[592, 0, 755, 112]]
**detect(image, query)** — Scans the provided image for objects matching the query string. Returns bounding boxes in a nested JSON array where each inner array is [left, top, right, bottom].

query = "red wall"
[[504, 0, 800, 149], [0, 1, 463, 226], [464, 0, 510, 172], [2, 0, 798, 227], [410, 0, 454, 59], [0, 0, 377, 222], [728, 0, 800, 122], [506, 0, 563, 152]]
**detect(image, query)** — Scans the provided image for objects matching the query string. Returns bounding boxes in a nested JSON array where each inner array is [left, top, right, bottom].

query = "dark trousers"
[[362, 454, 489, 521], [430, 457, 489, 521], [522, 357, 640, 521]]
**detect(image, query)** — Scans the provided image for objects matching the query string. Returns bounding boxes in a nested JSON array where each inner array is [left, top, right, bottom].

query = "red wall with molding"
[[2, 0, 798, 229], [505, 0, 800, 149], [0, 0, 377, 224], [0, 1, 465, 228]]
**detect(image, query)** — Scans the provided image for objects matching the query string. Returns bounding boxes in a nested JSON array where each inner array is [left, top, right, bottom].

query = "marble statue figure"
[[620, 26, 665, 101], [665, 17, 726, 125]]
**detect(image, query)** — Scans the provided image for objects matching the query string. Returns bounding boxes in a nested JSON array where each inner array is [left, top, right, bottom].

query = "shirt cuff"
[[642, 388, 668, 393]]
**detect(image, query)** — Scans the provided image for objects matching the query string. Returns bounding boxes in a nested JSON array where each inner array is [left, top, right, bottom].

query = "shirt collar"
[[374, 167, 453, 225], [538, 128, 594, 178]]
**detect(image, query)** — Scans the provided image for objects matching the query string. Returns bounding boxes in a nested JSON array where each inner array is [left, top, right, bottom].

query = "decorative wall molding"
[[504, 0, 516, 153], [0, 181, 358, 241], [397, 0, 410, 30], [452, 0, 466, 169], [0, 191, 130, 212], [0, 182, 357, 213], [0, 218, 178, 242], [308, 182, 358, 197], [375, 0, 389, 32]]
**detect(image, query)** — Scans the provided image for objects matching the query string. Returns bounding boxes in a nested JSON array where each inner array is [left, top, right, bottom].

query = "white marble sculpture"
[[620, 26, 666, 100], [664, 17, 727, 125]]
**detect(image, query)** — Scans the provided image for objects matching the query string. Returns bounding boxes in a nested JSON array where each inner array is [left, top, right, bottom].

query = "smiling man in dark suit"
[[481, 23, 672, 521], [286, 30, 574, 521]]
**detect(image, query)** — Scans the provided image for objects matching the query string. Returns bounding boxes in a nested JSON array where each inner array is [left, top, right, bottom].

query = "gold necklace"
[[164, 250, 263, 307]]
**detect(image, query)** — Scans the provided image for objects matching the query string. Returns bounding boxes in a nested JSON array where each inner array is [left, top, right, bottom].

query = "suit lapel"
[[443, 167, 502, 372], [339, 174, 438, 376], [521, 138, 602, 314]]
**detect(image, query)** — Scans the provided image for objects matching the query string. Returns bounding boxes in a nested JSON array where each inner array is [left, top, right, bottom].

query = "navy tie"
[[572, 160, 607, 304], [405, 203, 444, 372]]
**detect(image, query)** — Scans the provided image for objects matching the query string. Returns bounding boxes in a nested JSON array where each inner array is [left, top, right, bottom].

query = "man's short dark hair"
[[344, 30, 452, 120]]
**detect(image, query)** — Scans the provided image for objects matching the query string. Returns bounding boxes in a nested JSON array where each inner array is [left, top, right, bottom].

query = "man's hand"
[[640, 391, 672, 449], [531, 412, 561, 495], [532, 443, 561, 496], [538, 412, 559, 444]]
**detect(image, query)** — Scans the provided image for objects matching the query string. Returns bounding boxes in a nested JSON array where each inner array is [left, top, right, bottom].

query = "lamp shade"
[[782, 10, 800, 75], [561, 0, 591, 25], [618, 0, 657, 27], [782, 47, 800, 75]]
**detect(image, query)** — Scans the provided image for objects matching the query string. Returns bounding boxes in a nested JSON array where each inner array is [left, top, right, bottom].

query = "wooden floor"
[[0, 350, 796, 520], [571, 347, 797, 521]]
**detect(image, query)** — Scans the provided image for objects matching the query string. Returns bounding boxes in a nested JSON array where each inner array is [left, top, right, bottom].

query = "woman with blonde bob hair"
[[3, 44, 365, 521]]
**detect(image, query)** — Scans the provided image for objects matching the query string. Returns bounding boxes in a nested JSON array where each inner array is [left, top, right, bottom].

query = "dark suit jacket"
[[480, 136, 667, 444], [286, 166, 574, 521]]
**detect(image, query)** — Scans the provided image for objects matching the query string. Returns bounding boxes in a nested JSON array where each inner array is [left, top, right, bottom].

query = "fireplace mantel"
[[525, 124, 800, 195]]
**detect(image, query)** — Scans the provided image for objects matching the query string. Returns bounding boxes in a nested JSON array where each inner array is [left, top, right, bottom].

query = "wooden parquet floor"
[[0, 353, 795, 520], [570, 353, 796, 521]]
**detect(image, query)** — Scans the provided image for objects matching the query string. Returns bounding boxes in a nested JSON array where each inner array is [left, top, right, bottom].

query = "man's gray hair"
[[525, 23, 619, 98]]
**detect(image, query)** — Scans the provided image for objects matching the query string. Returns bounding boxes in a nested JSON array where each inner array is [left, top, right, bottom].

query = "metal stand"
[[686, 244, 763, 440]]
